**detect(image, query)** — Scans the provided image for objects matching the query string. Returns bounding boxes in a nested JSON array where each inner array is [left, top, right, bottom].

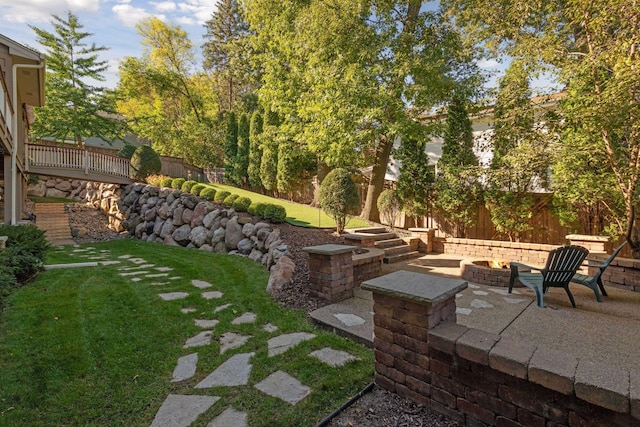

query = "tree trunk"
[[361, 134, 394, 222]]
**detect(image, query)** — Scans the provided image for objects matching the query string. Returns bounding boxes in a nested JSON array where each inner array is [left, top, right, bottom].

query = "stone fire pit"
[[460, 259, 519, 287]]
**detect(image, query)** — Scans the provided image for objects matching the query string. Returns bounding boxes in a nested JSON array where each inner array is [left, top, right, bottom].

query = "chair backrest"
[[601, 241, 628, 269], [542, 245, 589, 286]]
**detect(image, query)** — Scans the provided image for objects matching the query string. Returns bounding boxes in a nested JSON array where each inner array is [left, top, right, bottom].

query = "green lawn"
[[203, 183, 371, 229], [0, 240, 373, 426]]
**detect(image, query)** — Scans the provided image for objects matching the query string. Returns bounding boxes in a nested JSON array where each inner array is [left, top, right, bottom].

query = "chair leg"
[[533, 287, 544, 307], [597, 276, 608, 297], [590, 281, 603, 302], [563, 286, 576, 307]]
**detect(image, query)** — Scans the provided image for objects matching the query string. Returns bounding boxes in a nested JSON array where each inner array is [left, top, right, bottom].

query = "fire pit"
[[460, 259, 517, 287]]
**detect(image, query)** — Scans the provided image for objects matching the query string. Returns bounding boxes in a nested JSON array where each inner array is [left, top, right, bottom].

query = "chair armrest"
[[510, 262, 541, 273], [585, 257, 605, 264]]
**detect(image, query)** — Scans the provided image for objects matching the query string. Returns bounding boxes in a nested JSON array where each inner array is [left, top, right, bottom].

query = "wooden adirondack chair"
[[509, 245, 589, 308], [571, 241, 628, 302]]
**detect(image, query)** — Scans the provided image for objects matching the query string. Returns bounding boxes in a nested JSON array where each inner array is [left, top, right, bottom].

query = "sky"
[[0, 0, 218, 88], [0, 0, 560, 94]]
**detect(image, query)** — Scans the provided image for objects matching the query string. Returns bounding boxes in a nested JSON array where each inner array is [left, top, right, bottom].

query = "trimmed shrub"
[[191, 184, 206, 195], [319, 168, 360, 234], [247, 202, 259, 215], [214, 190, 231, 203], [377, 189, 403, 228], [118, 143, 137, 159], [171, 178, 186, 190], [263, 204, 287, 223], [233, 196, 252, 212], [146, 174, 169, 187], [254, 202, 269, 218], [161, 177, 174, 188], [201, 187, 216, 201], [181, 180, 198, 193], [223, 193, 240, 207], [130, 145, 162, 181]]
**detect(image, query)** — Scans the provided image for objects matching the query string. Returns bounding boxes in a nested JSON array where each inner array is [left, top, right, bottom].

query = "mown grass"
[[0, 239, 373, 426], [202, 183, 371, 229]]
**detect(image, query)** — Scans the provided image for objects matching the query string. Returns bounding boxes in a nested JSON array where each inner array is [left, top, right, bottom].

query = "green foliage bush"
[[263, 204, 287, 223], [191, 184, 206, 195], [319, 168, 360, 234], [377, 189, 402, 228], [214, 190, 231, 203], [200, 187, 216, 201], [118, 143, 137, 159], [171, 178, 186, 190], [161, 177, 173, 188], [0, 224, 50, 309], [130, 145, 162, 181], [181, 180, 198, 193], [254, 202, 269, 218], [232, 196, 252, 212], [247, 202, 259, 215], [223, 193, 240, 207]]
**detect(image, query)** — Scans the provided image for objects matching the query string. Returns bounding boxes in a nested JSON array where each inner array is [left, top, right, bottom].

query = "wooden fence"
[[160, 156, 206, 181]]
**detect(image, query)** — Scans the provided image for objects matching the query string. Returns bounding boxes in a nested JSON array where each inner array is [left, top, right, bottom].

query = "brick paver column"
[[304, 244, 355, 302], [362, 271, 467, 406]]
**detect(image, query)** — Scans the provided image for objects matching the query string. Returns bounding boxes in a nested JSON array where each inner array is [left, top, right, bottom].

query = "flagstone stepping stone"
[[129, 258, 147, 264], [504, 297, 528, 304], [472, 290, 489, 296], [192, 279, 213, 289], [309, 347, 359, 367], [456, 293, 464, 298], [139, 264, 155, 268], [333, 313, 366, 327], [254, 371, 311, 405], [181, 307, 197, 314], [100, 261, 121, 266], [156, 266, 173, 272], [159, 292, 189, 301], [169, 276, 183, 281], [171, 353, 198, 382], [207, 407, 248, 427], [456, 307, 472, 315], [195, 353, 254, 388], [214, 303, 233, 313], [468, 283, 481, 289], [220, 332, 251, 354], [131, 278, 142, 282], [183, 331, 213, 348], [121, 266, 143, 271], [263, 323, 278, 333], [195, 319, 219, 328], [146, 273, 169, 278], [119, 254, 133, 259], [120, 271, 149, 276], [151, 394, 220, 427], [267, 332, 316, 357], [470, 299, 494, 309], [231, 312, 256, 325], [150, 282, 169, 286], [73, 248, 91, 252], [202, 291, 224, 300]]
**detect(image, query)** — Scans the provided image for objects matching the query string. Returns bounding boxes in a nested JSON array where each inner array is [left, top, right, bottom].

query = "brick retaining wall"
[[362, 271, 639, 427]]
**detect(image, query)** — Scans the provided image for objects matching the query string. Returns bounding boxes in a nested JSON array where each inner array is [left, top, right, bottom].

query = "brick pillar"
[[362, 271, 467, 406], [408, 228, 436, 253], [304, 244, 355, 302]]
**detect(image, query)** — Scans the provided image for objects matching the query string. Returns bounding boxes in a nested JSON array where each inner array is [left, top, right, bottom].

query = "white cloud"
[[151, 1, 176, 12], [477, 59, 500, 69], [176, 16, 196, 25], [176, 0, 216, 24], [1, 0, 100, 23], [112, 4, 165, 27]]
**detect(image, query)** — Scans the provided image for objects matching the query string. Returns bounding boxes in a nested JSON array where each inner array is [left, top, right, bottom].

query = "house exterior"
[[0, 34, 45, 225]]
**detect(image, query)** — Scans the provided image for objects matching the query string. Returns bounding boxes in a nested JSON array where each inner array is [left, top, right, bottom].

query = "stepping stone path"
[[159, 292, 190, 301], [263, 323, 278, 333], [310, 347, 359, 367], [172, 353, 198, 382], [202, 291, 224, 300], [195, 353, 254, 388], [333, 313, 366, 327], [214, 303, 232, 313], [195, 319, 219, 328], [231, 312, 256, 325], [208, 408, 248, 427], [220, 332, 251, 354], [192, 279, 212, 289], [183, 331, 213, 348], [151, 395, 220, 427], [267, 332, 316, 357], [254, 371, 311, 405]]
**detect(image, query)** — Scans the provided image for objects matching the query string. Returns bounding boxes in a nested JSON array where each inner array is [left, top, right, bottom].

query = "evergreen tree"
[[203, 0, 251, 111], [224, 111, 238, 184], [247, 111, 263, 189], [235, 112, 250, 186], [435, 93, 481, 237], [30, 12, 125, 145], [259, 110, 279, 191], [395, 138, 434, 228]]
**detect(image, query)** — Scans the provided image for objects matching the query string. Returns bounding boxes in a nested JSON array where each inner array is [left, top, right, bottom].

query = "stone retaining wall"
[[362, 271, 639, 427]]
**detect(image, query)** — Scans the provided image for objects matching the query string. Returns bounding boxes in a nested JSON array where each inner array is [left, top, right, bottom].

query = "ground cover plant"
[[204, 183, 370, 229], [0, 239, 373, 426]]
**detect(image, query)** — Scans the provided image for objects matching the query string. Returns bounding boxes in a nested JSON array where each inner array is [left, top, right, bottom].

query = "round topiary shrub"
[[129, 145, 162, 181], [118, 143, 137, 159], [191, 184, 206, 195], [247, 202, 259, 215], [214, 190, 231, 203], [377, 189, 403, 228], [264, 204, 287, 223], [201, 187, 216, 201], [223, 193, 240, 207], [171, 178, 186, 190], [161, 177, 173, 188], [319, 168, 360, 234], [233, 196, 252, 212], [254, 202, 268, 218], [181, 180, 198, 193]]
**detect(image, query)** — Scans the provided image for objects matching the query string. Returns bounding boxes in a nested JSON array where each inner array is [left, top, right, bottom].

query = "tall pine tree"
[[224, 111, 238, 184], [235, 112, 250, 186], [30, 12, 124, 145], [247, 111, 263, 189], [202, 0, 251, 111]]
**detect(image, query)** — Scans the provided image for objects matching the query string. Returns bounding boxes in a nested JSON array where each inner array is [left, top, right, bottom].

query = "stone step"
[[383, 250, 421, 264], [375, 238, 405, 249], [344, 226, 387, 234], [383, 244, 414, 257]]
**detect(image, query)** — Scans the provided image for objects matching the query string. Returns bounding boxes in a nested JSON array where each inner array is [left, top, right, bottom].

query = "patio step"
[[344, 226, 387, 234], [383, 249, 421, 264], [34, 203, 74, 244], [374, 238, 405, 249]]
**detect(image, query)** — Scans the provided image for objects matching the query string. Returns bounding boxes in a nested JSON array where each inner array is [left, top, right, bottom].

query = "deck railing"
[[26, 144, 131, 180]]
